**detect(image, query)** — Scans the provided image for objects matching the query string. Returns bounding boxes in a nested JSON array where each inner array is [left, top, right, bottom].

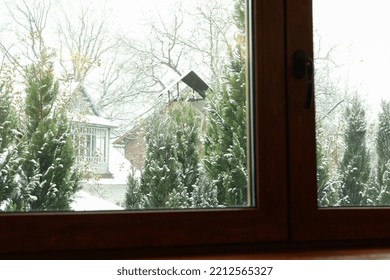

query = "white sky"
[[313, 0, 390, 118]]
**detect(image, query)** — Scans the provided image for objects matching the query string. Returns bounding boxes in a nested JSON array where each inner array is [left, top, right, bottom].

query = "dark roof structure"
[[180, 70, 209, 98], [158, 70, 209, 100]]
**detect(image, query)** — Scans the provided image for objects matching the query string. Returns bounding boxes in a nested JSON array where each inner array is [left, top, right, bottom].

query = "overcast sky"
[[313, 0, 390, 117]]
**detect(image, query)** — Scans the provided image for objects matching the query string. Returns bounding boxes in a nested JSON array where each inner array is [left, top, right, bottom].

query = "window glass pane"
[[0, 0, 252, 211], [314, 0, 390, 207]]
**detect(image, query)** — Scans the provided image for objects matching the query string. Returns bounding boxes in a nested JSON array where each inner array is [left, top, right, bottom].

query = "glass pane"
[[314, 0, 390, 207], [0, 0, 252, 211]]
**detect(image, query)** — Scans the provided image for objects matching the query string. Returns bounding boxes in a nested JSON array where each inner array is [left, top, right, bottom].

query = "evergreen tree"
[[339, 95, 370, 206], [126, 102, 203, 209], [0, 82, 22, 210], [166, 183, 189, 209], [203, 0, 247, 206], [190, 171, 219, 208], [125, 167, 144, 209], [140, 112, 184, 208], [375, 100, 390, 205], [168, 103, 200, 195], [0, 63, 34, 211], [316, 128, 339, 206], [316, 129, 330, 206], [22, 53, 80, 211]]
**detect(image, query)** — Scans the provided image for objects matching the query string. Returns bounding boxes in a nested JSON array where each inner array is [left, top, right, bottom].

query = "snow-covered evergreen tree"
[[316, 126, 339, 207], [339, 95, 370, 206], [140, 112, 184, 208], [22, 52, 80, 211], [190, 171, 218, 208], [125, 168, 144, 209], [0, 62, 35, 211], [0, 80, 22, 210], [375, 100, 390, 205], [126, 102, 204, 209], [166, 183, 189, 209], [168, 103, 200, 196], [203, 0, 247, 206]]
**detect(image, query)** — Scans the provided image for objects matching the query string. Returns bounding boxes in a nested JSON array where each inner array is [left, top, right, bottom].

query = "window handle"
[[293, 50, 314, 109]]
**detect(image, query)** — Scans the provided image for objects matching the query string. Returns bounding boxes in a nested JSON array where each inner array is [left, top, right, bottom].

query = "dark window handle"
[[293, 50, 314, 109]]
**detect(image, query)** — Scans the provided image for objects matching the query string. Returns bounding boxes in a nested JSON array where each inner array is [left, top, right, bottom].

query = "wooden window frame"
[[6, 0, 387, 258], [0, 0, 288, 256], [287, 0, 390, 241]]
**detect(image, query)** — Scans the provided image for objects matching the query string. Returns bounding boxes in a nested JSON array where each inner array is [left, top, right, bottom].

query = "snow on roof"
[[84, 115, 118, 128], [71, 190, 123, 211], [65, 82, 101, 116]]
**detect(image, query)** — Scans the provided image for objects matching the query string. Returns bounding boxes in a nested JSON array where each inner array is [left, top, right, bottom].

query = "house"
[[69, 84, 118, 176], [113, 70, 209, 170], [68, 84, 132, 207]]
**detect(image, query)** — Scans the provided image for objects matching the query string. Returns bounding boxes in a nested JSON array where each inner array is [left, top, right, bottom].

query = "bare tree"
[[56, 2, 114, 84], [183, 0, 234, 86], [7, 0, 50, 60], [120, 3, 188, 95], [118, 0, 235, 105], [0, 0, 238, 131], [0, 0, 53, 76]]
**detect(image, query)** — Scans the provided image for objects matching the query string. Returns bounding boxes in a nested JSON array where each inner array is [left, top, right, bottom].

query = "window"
[[3, 0, 386, 257], [2, 0, 254, 211], [0, 0, 288, 255], [313, 0, 390, 208], [287, 0, 390, 241], [75, 126, 109, 171]]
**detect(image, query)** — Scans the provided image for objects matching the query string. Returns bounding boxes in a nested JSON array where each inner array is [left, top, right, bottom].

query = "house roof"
[[79, 86, 100, 116], [67, 82, 118, 128], [84, 115, 118, 128], [158, 70, 209, 99], [67, 82, 101, 116]]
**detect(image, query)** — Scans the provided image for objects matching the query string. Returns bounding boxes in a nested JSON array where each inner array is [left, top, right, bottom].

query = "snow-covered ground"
[[71, 190, 123, 211]]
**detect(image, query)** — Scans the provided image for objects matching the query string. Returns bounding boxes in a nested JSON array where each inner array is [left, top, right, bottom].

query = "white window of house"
[[84, 127, 108, 163]]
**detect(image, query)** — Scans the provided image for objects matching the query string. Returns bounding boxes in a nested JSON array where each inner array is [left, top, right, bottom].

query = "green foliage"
[[126, 101, 209, 209], [22, 54, 80, 211], [126, 102, 205, 209], [24, 55, 58, 137], [203, 0, 247, 206], [316, 129, 339, 207], [168, 103, 200, 195], [190, 172, 218, 208], [234, 0, 246, 33], [166, 183, 189, 209], [0, 83, 23, 210], [125, 168, 143, 209], [375, 100, 390, 205], [339, 95, 370, 206], [139, 112, 182, 208]]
